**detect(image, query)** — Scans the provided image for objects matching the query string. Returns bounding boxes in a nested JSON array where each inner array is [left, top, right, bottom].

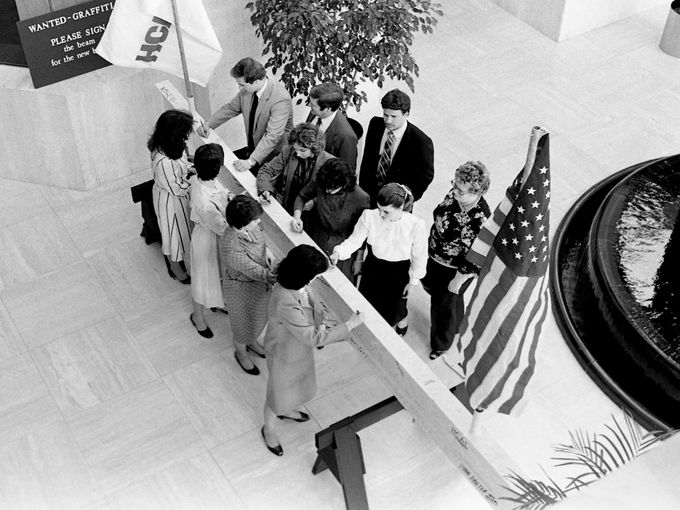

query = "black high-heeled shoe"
[[277, 411, 310, 423], [395, 324, 408, 336], [189, 314, 213, 338], [261, 426, 283, 456], [234, 351, 260, 375], [165, 256, 191, 284]]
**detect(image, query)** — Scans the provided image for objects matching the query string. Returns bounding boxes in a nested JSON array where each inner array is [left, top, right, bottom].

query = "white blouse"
[[334, 209, 428, 284]]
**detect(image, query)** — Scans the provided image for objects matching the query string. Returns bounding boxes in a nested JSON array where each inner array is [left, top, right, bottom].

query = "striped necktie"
[[377, 130, 395, 185]]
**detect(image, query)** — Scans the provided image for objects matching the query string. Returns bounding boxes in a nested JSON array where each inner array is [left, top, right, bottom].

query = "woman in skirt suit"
[[189, 144, 231, 338], [148, 110, 194, 282], [218, 195, 276, 375], [261, 245, 363, 456], [331, 183, 428, 335]]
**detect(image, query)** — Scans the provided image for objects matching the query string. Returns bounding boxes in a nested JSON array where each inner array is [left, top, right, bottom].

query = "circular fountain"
[[551, 154, 680, 430]]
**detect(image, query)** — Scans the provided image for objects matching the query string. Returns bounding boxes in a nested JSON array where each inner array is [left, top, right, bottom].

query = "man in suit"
[[359, 89, 434, 207], [306, 83, 358, 170], [198, 57, 294, 175]]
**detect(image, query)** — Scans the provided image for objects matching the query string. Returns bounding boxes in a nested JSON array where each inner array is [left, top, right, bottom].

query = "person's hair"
[[316, 158, 356, 193], [193, 143, 224, 181], [381, 89, 411, 114], [277, 244, 329, 290], [226, 194, 263, 229], [288, 122, 326, 156], [309, 83, 344, 111], [455, 161, 491, 195], [377, 182, 414, 211], [147, 109, 194, 160], [230, 57, 266, 83]]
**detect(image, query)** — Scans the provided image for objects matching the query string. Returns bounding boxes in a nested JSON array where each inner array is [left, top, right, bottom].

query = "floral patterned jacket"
[[428, 189, 490, 274]]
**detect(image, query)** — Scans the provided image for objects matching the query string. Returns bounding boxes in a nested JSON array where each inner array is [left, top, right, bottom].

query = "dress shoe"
[[234, 351, 260, 376], [429, 350, 446, 360], [395, 324, 408, 336], [246, 344, 266, 359], [277, 411, 310, 423], [189, 314, 213, 338], [261, 426, 283, 456]]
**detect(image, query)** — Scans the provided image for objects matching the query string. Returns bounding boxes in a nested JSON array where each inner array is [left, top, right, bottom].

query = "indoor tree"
[[245, 0, 443, 110]]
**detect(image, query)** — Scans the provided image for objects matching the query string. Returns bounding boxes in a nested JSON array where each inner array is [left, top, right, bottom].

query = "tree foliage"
[[245, 0, 443, 110]]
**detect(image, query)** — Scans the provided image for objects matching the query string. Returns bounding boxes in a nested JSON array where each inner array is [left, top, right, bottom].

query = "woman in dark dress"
[[422, 161, 491, 359], [291, 158, 370, 281]]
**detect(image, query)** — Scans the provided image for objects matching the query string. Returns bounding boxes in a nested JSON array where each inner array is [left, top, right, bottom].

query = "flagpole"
[[170, 0, 196, 115], [521, 126, 548, 184]]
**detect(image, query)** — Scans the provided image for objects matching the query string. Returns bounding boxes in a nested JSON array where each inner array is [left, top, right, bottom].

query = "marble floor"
[[1, 1, 679, 509]]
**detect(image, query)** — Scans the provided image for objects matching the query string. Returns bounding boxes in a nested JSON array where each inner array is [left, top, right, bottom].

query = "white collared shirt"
[[255, 77, 268, 99], [379, 121, 408, 159], [314, 110, 337, 132], [334, 208, 428, 284]]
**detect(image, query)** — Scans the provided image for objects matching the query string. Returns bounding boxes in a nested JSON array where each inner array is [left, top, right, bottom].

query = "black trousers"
[[421, 258, 472, 353], [233, 147, 261, 176]]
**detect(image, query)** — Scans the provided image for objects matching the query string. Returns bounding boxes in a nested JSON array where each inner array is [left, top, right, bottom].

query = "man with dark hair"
[[199, 57, 294, 175], [358, 88, 434, 206], [306, 83, 358, 170]]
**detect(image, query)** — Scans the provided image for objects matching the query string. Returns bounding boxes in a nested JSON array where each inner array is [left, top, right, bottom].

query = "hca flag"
[[95, 0, 222, 87], [457, 132, 551, 415]]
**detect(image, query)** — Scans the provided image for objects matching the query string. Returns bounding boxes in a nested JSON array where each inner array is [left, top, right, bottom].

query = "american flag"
[[456, 133, 551, 414]]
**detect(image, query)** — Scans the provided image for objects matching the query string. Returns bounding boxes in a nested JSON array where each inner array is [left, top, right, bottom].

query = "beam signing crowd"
[[148, 57, 491, 456]]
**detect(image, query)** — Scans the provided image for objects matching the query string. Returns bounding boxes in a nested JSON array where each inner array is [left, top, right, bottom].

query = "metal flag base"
[[312, 386, 460, 510]]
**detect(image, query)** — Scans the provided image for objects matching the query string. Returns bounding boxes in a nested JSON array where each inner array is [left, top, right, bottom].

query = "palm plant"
[[502, 410, 674, 509]]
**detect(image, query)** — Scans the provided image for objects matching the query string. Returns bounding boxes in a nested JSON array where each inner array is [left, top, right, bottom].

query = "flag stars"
[[501, 238, 508, 246], [543, 179, 550, 187], [531, 256, 538, 263], [546, 191, 551, 198], [520, 220, 529, 228], [536, 213, 543, 221], [531, 200, 540, 209], [512, 238, 519, 245], [526, 187, 536, 195], [525, 234, 533, 241], [541, 235, 547, 243], [528, 245, 536, 253], [539, 166, 548, 174], [514, 252, 522, 260], [517, 206, 525, 214], [538, 225, 545, 232], [509, 223, 516, 231]]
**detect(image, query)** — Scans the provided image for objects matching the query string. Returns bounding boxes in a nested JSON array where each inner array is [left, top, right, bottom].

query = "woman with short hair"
[[261, 245, 363, 456], [422, 161, 491, 359], [218, 195, 276, 375], [256, 122, 335, 213], [331, 183, 428, 335], [148, 109, 194, 283], [188, 143, 231, 338], [291, 158, 370, 281]]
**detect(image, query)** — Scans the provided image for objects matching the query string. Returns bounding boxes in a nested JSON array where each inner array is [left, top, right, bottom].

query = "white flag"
[[95, 0, 222, 87]]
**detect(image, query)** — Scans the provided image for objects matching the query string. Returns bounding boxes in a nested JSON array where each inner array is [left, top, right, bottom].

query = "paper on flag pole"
[[456, 131, 552, 415], [95, 0, 222, 87]]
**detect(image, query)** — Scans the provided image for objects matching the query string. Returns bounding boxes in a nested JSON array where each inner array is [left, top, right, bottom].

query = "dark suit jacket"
[[306, 111, 358, 170], [207, 78, 294, 165], [359, 117, 434, 204]]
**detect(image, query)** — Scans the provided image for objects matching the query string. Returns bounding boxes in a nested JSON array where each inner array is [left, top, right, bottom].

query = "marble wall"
[[495, 0, 670, 40], [1, 0, 262, 189]]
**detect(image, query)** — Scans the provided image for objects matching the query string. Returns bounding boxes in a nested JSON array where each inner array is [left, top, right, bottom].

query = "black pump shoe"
[[261, 426, 283, 456], [277, 411, 310, 423], [234, 351, 260, 376], [189, 314, 213, 338], [395, 324, 408, 336]]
